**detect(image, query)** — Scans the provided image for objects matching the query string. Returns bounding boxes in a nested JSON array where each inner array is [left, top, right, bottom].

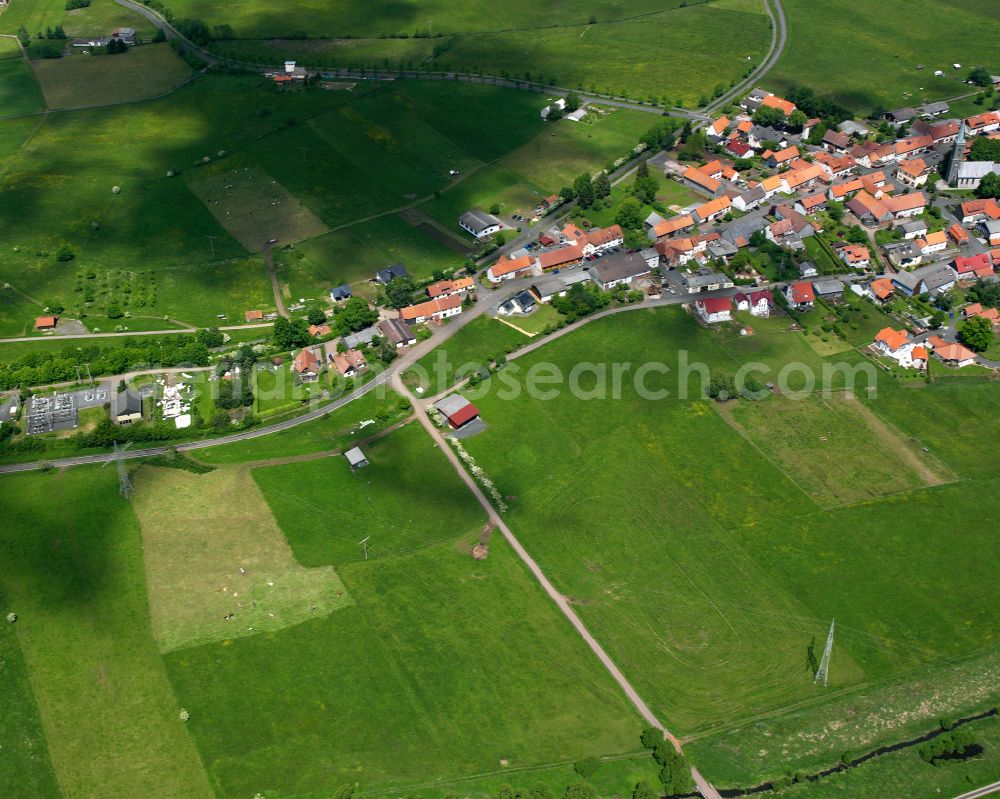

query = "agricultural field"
[[0, 467, 215, 799], [0, 75, 660, 332], [31, 44, 193, 110], [163, 0, 770, 104], [0, 40, 45, 117], [770, 0, 1000, 112], [166, 0, 688, 39], [167, 422, 642, 796], [456, 306, 1000, 783]]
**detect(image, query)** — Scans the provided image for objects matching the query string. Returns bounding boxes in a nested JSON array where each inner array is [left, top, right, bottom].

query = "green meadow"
[[456, 306, 1000, 782], [162, 0, 770, 104], [0, 43, 44, 117], [170, 423, 642, 796], [0, 74, 660, 333], [770, 0, 1000, 112]]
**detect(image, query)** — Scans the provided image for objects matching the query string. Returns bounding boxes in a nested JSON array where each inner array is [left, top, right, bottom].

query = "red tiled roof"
[[788, 282, 815, 303], [538, 243, 584, 270], [875, 327, 908, 351], [490, 254, 533, 278]]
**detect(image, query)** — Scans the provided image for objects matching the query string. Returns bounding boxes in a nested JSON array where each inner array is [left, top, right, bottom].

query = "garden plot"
[[186, 164, 329, 251]]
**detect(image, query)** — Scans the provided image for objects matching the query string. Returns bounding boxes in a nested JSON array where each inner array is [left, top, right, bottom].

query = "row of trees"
[[0, 335, 215, 391]]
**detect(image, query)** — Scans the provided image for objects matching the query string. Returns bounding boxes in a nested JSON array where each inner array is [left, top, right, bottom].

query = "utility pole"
[[814, 619, 835, 687], [358, 536, 370, 560], [113, 442, 133, 499], [206, 235, 217, 259]]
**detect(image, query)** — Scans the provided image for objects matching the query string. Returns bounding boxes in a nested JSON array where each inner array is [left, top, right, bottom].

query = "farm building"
[[459, 209, 503, 238], [345, 447, 368, 469], [378, 318, 415, 348], [434, 395, 481, 430], [35, 316, 59, 331], [330, 284, 352, 301]]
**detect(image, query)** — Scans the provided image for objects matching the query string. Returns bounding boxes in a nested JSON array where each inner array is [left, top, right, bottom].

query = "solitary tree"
[[615, 196, 644, 229], [960, 315, 995, 352], [574, 172, 595, 208], [593, 172, 611, 199], [974, 171, 1000, 200], [564, 92, 581, 112]]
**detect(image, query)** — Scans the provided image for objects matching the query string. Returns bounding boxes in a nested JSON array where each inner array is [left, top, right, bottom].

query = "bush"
[[574, 756, 600, 778], [65, 0, 91, 9]]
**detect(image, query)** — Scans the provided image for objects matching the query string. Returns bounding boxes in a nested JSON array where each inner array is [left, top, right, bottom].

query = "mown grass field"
[[31, 44, 193, 110], [166, 422, 642, 797], [770, 0, 1000, 112], [456, 306, 1000, 783], [132, 465, 350, 652], [722, 393, 952, 507], [0, 467, 215, 799]]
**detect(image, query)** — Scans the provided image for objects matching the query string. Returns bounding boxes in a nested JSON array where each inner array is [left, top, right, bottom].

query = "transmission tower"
[[112, 442, 133, 499], [814, 619, 835, 686]]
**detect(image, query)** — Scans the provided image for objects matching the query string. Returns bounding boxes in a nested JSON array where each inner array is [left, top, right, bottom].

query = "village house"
[[837, 243, 871, 270], [705, 116, 730, 140], [486, 254, 534, 283], [293, 347, 321, 382], [376, 263, 409, 284], [648, 214, 695, 241], [872, 327, 927, 369], [896, 219, 928, 240], [244, 310, 264, 323], [965, 110, 1000, 136], [959, 199, 1000, 225], [426, 277, 474, 299], [897, 158, 929, 187], [949, 223, 971, 246], [828, 178, 864, 201], [927, 335, 977, 367], [780, 165, 824, 194], [954, 253, 995, 280], [35, 315, 59, 331], [734, 290, 774, 317], [763, 145, 800, 168], [785, 281, 816, 310], [733, 185, 766, 212], [916, 230, 948, 256], [882, 191, 927, 219], [308, 323, 332, 338], [400, 294, 464, 324], [331, 349, 367, 377], [691, 196, 732, 224], [822, 129, 851, 153], [884, 240, 924, 269], [498, 290, 536, 316], [330, 284, 352, 302], [891, 263, 957, 296], [680, 166, 722, 195], [870, 277, 895, 303], [586, 251, 651, 290], [695, 296, 733, 324], [964, 303, 1000, 325], [847, 190, 893, 225]]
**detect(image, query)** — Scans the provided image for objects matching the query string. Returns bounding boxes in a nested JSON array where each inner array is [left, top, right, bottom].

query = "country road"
[[394, 371, 723, 795], [705, 0, 787, 115], [0, 322, 272, 344]]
